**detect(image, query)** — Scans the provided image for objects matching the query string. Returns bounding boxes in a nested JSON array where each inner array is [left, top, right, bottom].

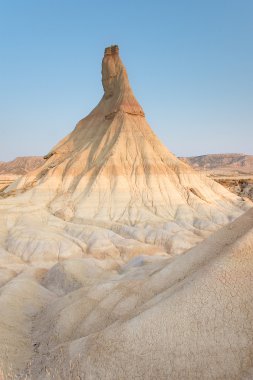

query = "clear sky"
[[0, 0, 252, 161]]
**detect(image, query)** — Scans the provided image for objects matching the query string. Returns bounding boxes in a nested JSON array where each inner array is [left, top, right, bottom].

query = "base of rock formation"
[[0, 208, 253, 379]]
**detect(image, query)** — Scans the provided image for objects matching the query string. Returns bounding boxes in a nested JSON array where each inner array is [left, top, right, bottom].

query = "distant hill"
[[180, 154, 253, 201], [0, 156, 44, 191], [180, 154, 253, 176], [0, 156, 44, 175]]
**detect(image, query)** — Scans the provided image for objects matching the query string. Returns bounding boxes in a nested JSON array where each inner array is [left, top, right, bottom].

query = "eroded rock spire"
[[102, 45, 145, 118]]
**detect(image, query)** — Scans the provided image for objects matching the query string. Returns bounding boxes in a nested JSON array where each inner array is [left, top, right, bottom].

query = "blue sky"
[[0, 0, 252, 161]]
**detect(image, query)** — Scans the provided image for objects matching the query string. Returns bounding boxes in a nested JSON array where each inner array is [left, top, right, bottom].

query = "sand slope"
[[0, 208, 252, 379]]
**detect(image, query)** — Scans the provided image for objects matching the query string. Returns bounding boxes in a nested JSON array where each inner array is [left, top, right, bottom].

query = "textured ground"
[[0, 208, 253, 379], [213, 176, 253, 201]]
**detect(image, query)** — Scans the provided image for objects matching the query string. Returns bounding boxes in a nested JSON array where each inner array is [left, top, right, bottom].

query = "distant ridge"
[[0, 156, 44, 175], [180, 153, 253, 175]]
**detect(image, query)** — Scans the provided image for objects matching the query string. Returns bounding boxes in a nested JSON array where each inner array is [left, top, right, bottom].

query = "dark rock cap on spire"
[[104, 45, 119, 55]]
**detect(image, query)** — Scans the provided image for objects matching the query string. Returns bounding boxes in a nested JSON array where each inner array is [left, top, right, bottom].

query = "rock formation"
[[0, 46, 252, 379], [2, 47, 249, 255]]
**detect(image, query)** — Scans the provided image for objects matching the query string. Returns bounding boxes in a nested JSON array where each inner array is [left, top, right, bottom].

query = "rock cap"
[[104, 45, 119, 55]]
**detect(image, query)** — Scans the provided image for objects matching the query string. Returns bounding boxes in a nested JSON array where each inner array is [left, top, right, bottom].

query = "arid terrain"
[[2, 153, 252, 200], [181, 153, 253, 174], [0, 157, 44, 191], [0, 46, 252, 379], [181, 154, 253, 200]]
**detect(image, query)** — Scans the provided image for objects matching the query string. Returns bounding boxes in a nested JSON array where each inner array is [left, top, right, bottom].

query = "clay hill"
[[0, 46, 252, 379], [0, 156, 44, 191], [181, 153, 253, 175], [0, 156, 44, 176], [181, 154, 253, 201], [2, 46, 249, 236]]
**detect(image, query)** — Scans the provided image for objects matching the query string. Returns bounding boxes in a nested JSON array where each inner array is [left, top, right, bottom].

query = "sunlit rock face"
[[2, 46, 250, 257], [0, 46, 252, 379]]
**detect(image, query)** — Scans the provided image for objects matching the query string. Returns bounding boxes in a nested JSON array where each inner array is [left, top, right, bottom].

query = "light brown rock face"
[[102, 45, 144, 117]]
